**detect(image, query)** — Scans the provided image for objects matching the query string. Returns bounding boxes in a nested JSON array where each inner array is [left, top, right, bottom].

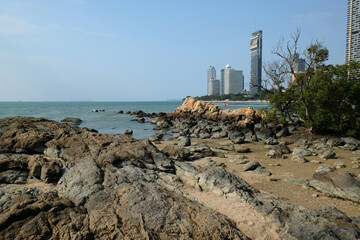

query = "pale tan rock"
[[168, 97, 263, 127]]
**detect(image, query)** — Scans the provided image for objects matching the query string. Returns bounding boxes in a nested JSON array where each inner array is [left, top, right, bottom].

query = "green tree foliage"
[[264, 33, 360, 137], [299, 60, 360, 136]]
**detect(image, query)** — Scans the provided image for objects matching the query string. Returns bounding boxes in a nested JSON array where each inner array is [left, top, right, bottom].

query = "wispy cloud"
[[0, 15, 45, 35], [291, 12, 331, 25]]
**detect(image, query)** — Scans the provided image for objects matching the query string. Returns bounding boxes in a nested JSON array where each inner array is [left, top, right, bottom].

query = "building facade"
[[291, 53, 306, 72], [346, 0, 360, 62], [219, 68, 225, 95], [249, 30, 262, 96], [223, 64, 244, 94], [208, 79, 220, 95], [207, 66, 216, 95]]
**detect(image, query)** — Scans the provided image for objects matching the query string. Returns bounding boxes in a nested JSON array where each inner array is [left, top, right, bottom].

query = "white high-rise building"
[[223, 64, 244, 94], [220, 68, 225, 95], [207, 66, 216, 95], [209, 79, 220, 95], [346, 0, 360, 62]]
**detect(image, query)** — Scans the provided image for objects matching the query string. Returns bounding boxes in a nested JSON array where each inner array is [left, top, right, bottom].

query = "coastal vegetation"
[[262, 33, 360, 137], [195, 91, 267, 101]]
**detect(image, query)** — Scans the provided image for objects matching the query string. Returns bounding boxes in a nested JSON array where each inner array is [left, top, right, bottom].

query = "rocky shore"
[[1, 97, 360, 239]]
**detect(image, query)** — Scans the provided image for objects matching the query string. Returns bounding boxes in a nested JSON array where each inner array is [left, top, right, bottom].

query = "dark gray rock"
[[137, 117, 145, 123], [342, 137, 360, 147], [205, 158, 226, 168], [264, 137, 279, 145], [292, 154, 309, 163], [197, 168, 258, 201], [276, 127, 289, 138], [292, 147, 314, 157], [57, 159, 103, 205], [278, 142, 291, 154], [266, 149, 283, 159], [228, 131, 245, 144], [327, 138, 345, 147], [255, 127, 276, 141], [213, 143, 234, 151], [199, 131, 211, 139], [319, 147, 336, 159], [124, 129, 133, 135], [341, 143, 358, 151], [235, 145, 251, 153], [255, 167, 272, 176], [310, 170, 360, 203], [183, 144, 216, 161], [315, 164, 334, 173], [244, 161, 260, 171], [211, 131, 228, 139], [297, 138, 312, 148], [0, 170, 28, 184], [60, 117, 82, 126], [178, 136, 191, 148]]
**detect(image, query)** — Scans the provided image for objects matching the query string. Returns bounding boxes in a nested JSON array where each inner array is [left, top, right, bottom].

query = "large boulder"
[[167, 97, 263, 127], [310, 170, 360, 203]]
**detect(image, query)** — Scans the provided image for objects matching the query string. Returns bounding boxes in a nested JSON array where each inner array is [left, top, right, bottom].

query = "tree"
[[261, 30, 302, 124], [263, 31, 360, 137]]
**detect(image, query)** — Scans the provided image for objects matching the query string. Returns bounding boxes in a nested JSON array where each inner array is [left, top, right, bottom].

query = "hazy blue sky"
[[0, 0, 347, 101]]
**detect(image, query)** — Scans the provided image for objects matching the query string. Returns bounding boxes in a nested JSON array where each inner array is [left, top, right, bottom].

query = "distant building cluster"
[[207, 30, 261, 96], [206, 1, 359, 98], [207, 65, 244, 96], [347, 0, 360, 62]]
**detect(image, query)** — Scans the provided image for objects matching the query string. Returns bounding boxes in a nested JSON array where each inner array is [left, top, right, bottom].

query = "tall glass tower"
[[346, 0, 360, 62], [249, 30, 262, 96], [207, 66, 216, 96]]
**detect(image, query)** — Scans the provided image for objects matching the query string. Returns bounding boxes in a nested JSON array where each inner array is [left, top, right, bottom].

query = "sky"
[[0, 0, 347, 101]]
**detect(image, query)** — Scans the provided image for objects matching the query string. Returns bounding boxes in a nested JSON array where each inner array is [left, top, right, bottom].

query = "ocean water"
[[0, 101, 268, 139]]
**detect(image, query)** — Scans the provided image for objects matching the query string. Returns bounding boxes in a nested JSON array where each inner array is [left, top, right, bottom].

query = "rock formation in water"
[[167, 97, 263, 128]]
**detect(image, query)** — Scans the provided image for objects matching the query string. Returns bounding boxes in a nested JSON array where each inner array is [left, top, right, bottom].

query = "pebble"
[[312, 193, 319, 198], [310, 160, 322, 164], [269, 163, 281, 167], [352, 164, 360, 169], [269, 177, 278, 181], [333, 162, 346, 169]]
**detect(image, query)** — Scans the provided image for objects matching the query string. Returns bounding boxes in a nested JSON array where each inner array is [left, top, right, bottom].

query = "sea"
[[0, 101, 268, 139]]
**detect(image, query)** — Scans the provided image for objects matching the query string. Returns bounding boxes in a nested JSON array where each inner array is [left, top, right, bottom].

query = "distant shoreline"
[[205, 100, 269, 104]]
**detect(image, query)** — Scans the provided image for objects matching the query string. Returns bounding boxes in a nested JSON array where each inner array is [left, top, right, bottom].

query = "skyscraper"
[[220, 68, 225, 95], [208, 79, 220, 95], [346, 0, 360, 62], [207, 66, 216, 95], [223, 64, 244, 94], [249, 30, 262, 96]]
